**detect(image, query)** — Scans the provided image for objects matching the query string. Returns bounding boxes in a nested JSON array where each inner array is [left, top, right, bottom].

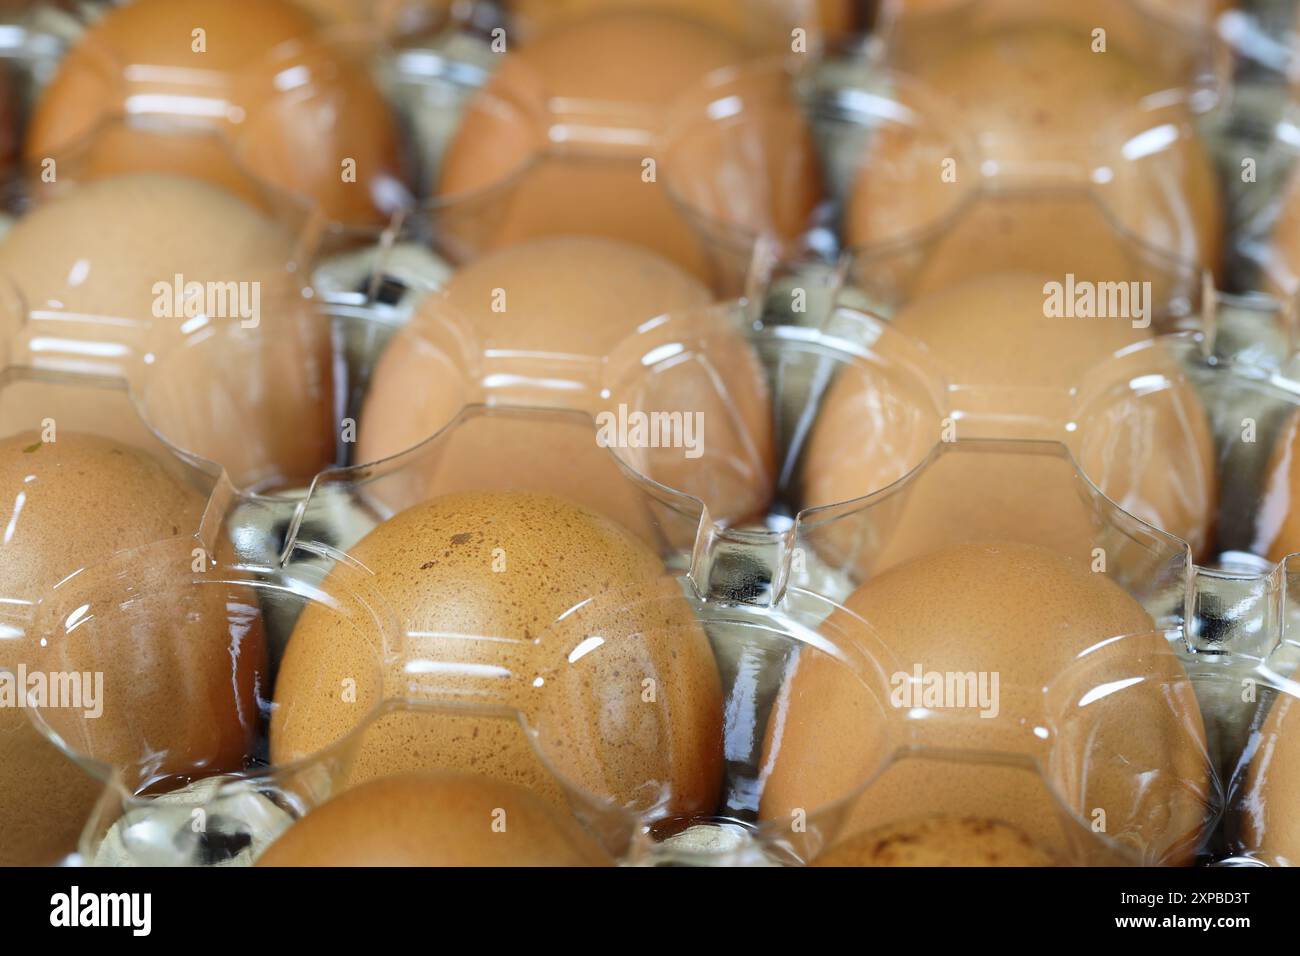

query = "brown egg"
[[0, 175, 334, 489], [1255, 411, 1300, 562], [759, 541, 1210, 864], [802, 273, 1216, 567], [358, 237, 774, 526], [848, 24, 1222, 289], [813, 814, 1058, 867], [271, 490, 723, 818], [439, 12, 817, 281], [1240, 692, 1300, 865], [26, 0, 404, 225], [0, 431, 264, 865], [257, 772, 611, 866]]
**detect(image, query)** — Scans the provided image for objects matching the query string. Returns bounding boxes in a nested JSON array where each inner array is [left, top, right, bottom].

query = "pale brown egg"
[[813, 814, 1058, 867], [257, 772, 611, 866], [759, 541, 1210, 865], [358, 237, 775, 527], [26, 0, 404, 225], [1240, 691, 1300, 865], [0, 431, 264, 866], [0, 175, 334, 490], [848, 24, 1222, 289], [439, 11, 817, 281], [271, 490, 724, 818], [802, 273, 1216, 568]]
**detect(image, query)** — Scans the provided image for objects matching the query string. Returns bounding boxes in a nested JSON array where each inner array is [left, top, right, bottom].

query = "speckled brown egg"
[[26, 0, 404, 225], [813, 814, 1058, 867], [256, 771, 611, 866], [802, 273, 1216, 569], [358, 236, 774, 527], [0, 431, 264, 865], [439, 11, 815, 280], [847, 25, 1222, 289], [759, 541, 1210, 864], [0, 175, 334, 489], [1239, 691, 1300, 866], [271, 490, 723, 818]]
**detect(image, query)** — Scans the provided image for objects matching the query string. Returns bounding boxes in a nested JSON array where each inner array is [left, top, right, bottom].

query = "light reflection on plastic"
[[274, 66, 312, 93], [124, 94, 231, 119], [835, 88, 917, 127], [3, 491, 24, 545], [179, 315, 211, 336], [567, 635, 604, 664], [705, 94, 743, 122], [1128, 373, 1170, 396], [64, 603, 93, 632], [641, 342, 684, 366], [26, 338, 131, 358], [1121, 124, 1178, 162], [404, 661, 511, 679], [66, 259, 91, 288], [1078, 676, 1143, 708]]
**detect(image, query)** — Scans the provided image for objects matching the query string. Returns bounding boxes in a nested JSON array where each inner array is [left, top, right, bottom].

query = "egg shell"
[[358, 237, 775, 526], [0, 174, 335, 489], [1240, 692, 1300, 865], [26, 0, 403, 225], [847, 25, 1222, 285], [802, 273, 1216, 567], [759, 541, 1210, 864], [439, 12, 817, 279], [271, 489, 724, 817], [256, 771, 611, 866], [813, 814, 1058, 866], [0, 431, 264, 865]]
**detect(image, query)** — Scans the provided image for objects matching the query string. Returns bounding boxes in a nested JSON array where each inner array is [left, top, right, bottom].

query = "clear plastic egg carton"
[[0, 253, 1239, 867], [0, 345, 1222, 867]]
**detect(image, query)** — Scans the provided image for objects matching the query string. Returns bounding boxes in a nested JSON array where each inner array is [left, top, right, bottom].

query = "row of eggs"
[[0, 0, 1296, 865], [0, 0, 1271, 289]]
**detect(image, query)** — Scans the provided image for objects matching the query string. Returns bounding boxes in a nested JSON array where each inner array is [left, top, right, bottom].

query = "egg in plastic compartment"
[[760, 537, 1212, 866], [357, 235, 777, 528], [271, 488, 726, 824], [256, 771, 612, 867], [0, 365, 265, 866], [438, 9, 820, 284], [0, 173, 336, 492], [802, 272, 1217, 569], [25, 0, 408, 225], [846, 14, 1223, 289]]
